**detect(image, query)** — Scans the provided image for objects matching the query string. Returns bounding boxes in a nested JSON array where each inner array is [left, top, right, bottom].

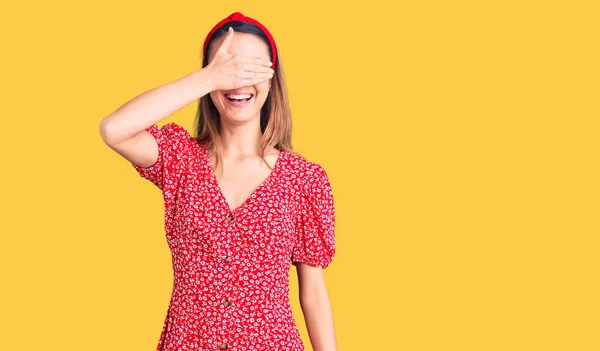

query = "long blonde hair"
[[194, 21, 298, 172]]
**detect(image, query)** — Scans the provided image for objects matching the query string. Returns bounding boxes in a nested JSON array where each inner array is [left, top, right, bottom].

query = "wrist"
[[187, 68, 215, 98]]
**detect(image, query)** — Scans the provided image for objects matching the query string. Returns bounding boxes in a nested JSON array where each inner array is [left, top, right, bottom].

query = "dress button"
[[226, 214, 234, 222], [224, 256, 233, 263], [223, 300, 231, 307], [220, 342, 228, 350]]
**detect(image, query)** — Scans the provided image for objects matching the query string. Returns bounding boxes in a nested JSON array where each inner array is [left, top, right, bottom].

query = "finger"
[[240, 76, 272, 85], [238, 55, 273, 67], [215, 27, 235, 56], [239, 74, 273, 84], [238, 69, 274, 79], [239, 62, 275, 74]]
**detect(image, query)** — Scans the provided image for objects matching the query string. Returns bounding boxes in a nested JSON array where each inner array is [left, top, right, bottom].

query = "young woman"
[[100, 12, 337, 351]]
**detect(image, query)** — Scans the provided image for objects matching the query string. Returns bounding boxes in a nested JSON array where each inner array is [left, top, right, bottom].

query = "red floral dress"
[[131, 122, 336, 351]]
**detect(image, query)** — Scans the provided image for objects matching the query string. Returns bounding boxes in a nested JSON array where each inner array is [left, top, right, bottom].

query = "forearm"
[[99, 69, 212, 145], [299, 286, 338, 351]]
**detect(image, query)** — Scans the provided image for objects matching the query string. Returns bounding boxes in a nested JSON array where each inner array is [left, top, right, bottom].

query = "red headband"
[[202, 12, 277, 69]]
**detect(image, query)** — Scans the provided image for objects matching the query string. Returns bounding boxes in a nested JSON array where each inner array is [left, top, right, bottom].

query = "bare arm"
[[98, 69, 213, 168], [99, 28, 273, 169], [296, 263, 338, 351]]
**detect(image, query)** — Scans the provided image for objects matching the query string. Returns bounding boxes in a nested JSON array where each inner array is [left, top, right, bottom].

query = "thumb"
[[214, 27, 235, 56]]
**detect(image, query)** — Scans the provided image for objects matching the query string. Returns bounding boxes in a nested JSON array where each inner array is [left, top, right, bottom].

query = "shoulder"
[[158, 122, 192, 139], [153, 122, 196, 151], [284, 151, 331, 193]]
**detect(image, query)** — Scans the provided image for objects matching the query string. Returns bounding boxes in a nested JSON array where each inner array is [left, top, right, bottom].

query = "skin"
[[99, 27, 337, 351]]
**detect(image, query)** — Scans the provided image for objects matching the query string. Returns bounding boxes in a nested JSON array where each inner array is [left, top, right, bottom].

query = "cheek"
[[210, 92, 225, 108], [255, 81, 271, 95]]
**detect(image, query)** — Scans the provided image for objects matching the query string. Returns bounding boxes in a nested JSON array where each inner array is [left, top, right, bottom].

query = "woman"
[[100, 12, 337, 351]]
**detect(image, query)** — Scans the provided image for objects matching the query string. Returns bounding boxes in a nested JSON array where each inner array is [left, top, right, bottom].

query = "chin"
[[220, 100, 267, 120]]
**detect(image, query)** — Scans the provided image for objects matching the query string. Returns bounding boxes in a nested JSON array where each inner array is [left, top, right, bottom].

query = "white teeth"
[[226, 93, 252, 99]]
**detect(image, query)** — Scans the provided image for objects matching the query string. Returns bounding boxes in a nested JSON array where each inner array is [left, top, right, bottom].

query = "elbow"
[[99, 118, 110, 144], [99, 116, 121, 146]]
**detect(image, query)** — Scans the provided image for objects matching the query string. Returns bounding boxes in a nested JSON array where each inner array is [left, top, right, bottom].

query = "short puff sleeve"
[[291, 164, 337, 269], [132, 122, 193, 192]]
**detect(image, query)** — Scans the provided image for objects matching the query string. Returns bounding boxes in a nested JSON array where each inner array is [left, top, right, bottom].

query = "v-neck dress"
[[131, 122, 336, 351]]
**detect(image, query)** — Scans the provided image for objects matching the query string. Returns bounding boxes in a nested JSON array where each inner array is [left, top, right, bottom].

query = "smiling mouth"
[[225, 94, 254, 102]]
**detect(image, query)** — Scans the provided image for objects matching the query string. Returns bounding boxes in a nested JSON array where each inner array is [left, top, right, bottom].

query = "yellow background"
[[1, 0, 598, 350]]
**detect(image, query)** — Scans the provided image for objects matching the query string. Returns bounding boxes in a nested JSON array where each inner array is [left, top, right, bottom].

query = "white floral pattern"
[[131, 122, 336, 351]]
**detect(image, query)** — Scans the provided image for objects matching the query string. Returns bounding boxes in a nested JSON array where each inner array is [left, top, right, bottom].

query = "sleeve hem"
[[291, 254, 335, 269], [131, 124, 167, 190]]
